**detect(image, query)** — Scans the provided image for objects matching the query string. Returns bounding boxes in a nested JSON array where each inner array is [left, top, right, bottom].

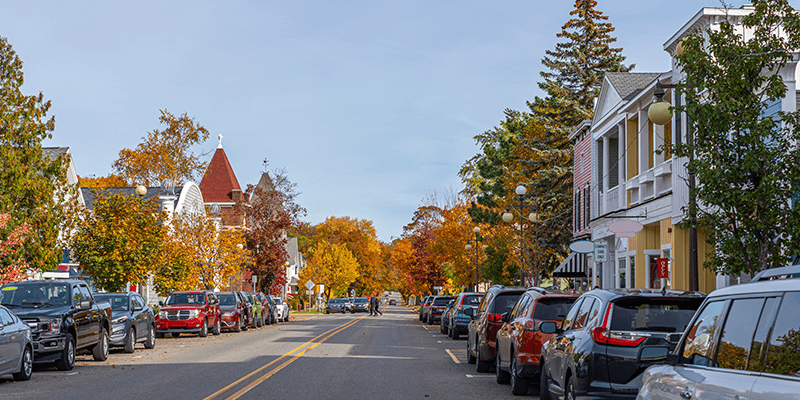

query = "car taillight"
[[591, 306, 646, 347], [487, 313, 502, 323]]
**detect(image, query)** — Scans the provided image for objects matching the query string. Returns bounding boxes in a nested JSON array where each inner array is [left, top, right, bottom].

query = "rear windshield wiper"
[[633, 326, 676, 332]]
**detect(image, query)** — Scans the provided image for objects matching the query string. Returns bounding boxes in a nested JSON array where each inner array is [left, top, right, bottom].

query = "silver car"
[[637, 265, 800, 400], [0, 305, 33, 381]]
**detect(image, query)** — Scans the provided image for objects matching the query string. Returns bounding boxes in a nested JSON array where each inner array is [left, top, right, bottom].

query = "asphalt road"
[[0, 293, 538, 399]]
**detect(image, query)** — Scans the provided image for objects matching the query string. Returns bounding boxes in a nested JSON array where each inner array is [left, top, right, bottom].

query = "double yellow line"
[[204, 316, 365, 400]]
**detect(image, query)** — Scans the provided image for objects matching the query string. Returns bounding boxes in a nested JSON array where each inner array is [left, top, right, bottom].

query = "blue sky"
[[1, 1, 783, 241]]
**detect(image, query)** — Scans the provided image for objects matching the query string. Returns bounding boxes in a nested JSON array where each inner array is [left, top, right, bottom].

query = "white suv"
[[271, 296, 289, 322], [638, 265, 800, 399]]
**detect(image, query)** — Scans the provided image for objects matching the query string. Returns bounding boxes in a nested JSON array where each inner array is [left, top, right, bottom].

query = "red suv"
[[495, 287, 579, 395], [466, 285, 526, 372], [156, 291, 221, 338]]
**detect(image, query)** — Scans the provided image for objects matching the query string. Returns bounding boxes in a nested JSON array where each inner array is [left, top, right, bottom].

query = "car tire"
[[199, 319, 208, 337], [213, 319, 221, 335], [509, 352, 529, 395], [496, 350, 510, 384], [466, 337, 476, 364], [284, 315, 289, 322], [92, 327, 109, 361], [234, 316, 242, 332], [123, 327, 136, 353], [144, 324, 156, 349], [540, 363, 552, 400], [55, 333, 76, 371], [171, 332, 181, 338], [251, 316, 257, 328], [475, 344, 491, 373], [13, 346, 33, 381], [451, 328, 459, 340]]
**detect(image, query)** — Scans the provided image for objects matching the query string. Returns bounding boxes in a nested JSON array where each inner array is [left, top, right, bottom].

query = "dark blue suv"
[[446, 292, 483, 340]]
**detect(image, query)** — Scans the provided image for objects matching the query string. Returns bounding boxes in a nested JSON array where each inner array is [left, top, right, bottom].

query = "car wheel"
[[451, 328, 459, 340], [199, 319, 208, 337], [55, 333, 76, 371], [213, 319, 221, 335], [144, 324, 156, 349], [475, 343, 491, 373], [92, 327, 109, 361], [123, 327, 136, 353], [13, 346, 33, 381], [565, 374, 576, 400], [466, 336, 476, 364], [284, 315, 289, 322], [509, 351, 529, 395], [540, 363, 552, 400], [496, 350, 510, 384], [326, 310, 330, 314], [171, 332, 181, 338], [234, 316, 242, 332]]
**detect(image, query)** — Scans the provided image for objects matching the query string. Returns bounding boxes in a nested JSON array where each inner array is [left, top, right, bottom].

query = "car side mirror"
[[158, 300, 164, 307], [540, 321, 558, 334], [638, 346, 672, 363], [133, 304, 144, 311], [464, 307, 474, 317], [80, 300, 92, 310], [501, 312, 510, 323]]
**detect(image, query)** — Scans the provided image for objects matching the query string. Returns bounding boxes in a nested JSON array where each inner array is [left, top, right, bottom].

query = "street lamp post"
[[502, 185, 540, 286], [464, 226, 486, 292]]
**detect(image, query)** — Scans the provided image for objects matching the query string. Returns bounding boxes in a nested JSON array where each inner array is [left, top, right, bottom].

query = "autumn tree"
[[0, 36, 78, 275], [73, 191, 167, 292], [0, 214, 29, 284], [78, 174, 128, 188], [299, 241, 359, 300], [112, 109, 210, 186], [672, 0, 800, 275]]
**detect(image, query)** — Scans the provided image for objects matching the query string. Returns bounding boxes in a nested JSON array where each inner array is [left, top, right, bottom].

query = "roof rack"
[[751, 265, 800, 282], [527, 287, 548, 294]]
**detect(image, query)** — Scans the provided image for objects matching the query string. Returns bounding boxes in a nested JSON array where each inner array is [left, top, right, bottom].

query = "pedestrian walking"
[[370, 295, 382, 316], [368, 295, 374, 316]]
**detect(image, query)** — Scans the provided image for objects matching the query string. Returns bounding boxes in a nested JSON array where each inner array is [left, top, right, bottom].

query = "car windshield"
[[462, 295, 483, 307], [434, 297, 454, 305], [165, 293, 205, 305], [94, 294, 129, 311], [218, 294, 236, 306], [533, 298, 577, 320], [610, 297, 704, 333], [354, 298, 368, 304], [488, 292, 524, 314], [0, 283, 70, 307], [329, 299, 343, 304]]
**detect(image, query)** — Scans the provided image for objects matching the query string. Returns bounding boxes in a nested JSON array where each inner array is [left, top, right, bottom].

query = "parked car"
[[256, 293, 273, 325], [156, 290, 221, 338], [326, 298, 347, 314], [236, 291, 253, 328], [0, 280, 111, 370], [426, 296, 455, 325], [271, 295, 289, 321], [0, 305, 32, 381], [539, 288, 705, 400], [466, 285, 526, 372], [495, 287, 579, 395], [243, 293, 264, 328], [419, 296, 432, 322], [447, 292, 484, 340], [217, 292, 248, 332], [637, 265, 800, 400], [343, 298, 353, 313], [351, 297, 369, 313], [94, 292, 156, 353], [440, 300, 455, 334], [263, 295, 278, 324]]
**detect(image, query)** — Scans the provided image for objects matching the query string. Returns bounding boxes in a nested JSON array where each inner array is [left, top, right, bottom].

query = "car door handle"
[[680, 389, 692, 399]]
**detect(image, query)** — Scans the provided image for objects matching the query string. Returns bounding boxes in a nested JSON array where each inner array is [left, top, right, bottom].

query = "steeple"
[[199, 140, 242, 204]]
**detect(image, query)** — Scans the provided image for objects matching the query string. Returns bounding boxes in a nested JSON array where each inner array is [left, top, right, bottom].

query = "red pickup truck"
[[155, 290, 220, 338]]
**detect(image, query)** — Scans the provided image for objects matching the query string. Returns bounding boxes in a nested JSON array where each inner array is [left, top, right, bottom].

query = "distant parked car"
[[539, 288, 705, 400], [495, 287, 578, 395], [638, 265, 800, 400], [389, 299, 397, 306], [217, 292, 248, 332], [447, 292, 484, 340], [94, 292, 156, 353], [351, 297, 369, 313], [419, 296, 432, 322], [426, 296, 455, 325], [326, 298, 347, 314], [271, 295, 289, 321], [466, 285, 526, 372], [0, 305, 32, 381], [156, 290, 221, 338], [256, 293, 273, 325], [243, 293, 264, 328], [440, 300, 455, 334]]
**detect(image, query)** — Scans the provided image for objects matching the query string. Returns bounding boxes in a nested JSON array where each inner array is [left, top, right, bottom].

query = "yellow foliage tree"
[[78, 174, 129, 188], [299, 241, 359, 300]]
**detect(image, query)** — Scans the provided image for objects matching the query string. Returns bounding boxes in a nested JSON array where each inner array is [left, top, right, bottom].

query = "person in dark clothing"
[[368, 296, 374, 316], [370, 295, 382, 316]]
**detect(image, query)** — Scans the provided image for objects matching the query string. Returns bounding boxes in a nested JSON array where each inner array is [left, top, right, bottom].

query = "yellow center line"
[[204, 317, 363, 400], [224, 316, 366, 399]]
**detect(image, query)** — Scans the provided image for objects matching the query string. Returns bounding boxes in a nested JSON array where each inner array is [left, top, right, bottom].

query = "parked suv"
[[638, 265, 800, 400], [447, 292, 484, 340], [351, 297, 369, 313], [419, 296, 432, 322], [271, 295, 289, 321], [426, 296, 454, 325], [539, 288, 705, 400], [326, 298, 347, 314], [0, 280, 111, 370], [156, 290, 221, 338], [466, 285, 526, 372], [94, 292, 155, 353], [495, 287, 579, 395]]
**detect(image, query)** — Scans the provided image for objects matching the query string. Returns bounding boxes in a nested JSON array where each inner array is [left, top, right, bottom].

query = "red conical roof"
[[199, 147, 242, 203]]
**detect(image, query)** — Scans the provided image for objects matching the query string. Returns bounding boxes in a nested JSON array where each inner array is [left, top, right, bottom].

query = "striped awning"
[[552, 253, 588, 278]]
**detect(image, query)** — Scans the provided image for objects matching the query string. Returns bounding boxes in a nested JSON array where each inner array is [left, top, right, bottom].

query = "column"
[[602, 136, 610, 214], [618, 121, 626, 209]]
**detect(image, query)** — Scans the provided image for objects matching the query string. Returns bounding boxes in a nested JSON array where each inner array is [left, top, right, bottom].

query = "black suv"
[[539, 288, 705, 399], [426, 296, 454, 325], [465, 285, 526, 372]]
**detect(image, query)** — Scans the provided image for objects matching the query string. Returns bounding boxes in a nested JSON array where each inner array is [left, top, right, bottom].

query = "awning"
[[552, 253, 588, 278]]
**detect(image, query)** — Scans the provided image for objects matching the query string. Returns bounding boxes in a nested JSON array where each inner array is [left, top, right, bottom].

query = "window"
[[682, 301, 725, 366], [716, 298, 766, 370], [611, 297, 702, 333], [533, 298, 577, 321], [747, 297, 779, 372], [0, 308, 13, 326], [477, 293, 493, 314], [572, 298, 596, 330], [764, 292, 800, 376], [511, 295, 530, 319], [561, 298, 584, 330]]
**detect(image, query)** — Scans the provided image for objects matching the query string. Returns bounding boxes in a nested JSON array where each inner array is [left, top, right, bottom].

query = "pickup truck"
[[0, 279, 111, 371], [156, 290, 221, 337]]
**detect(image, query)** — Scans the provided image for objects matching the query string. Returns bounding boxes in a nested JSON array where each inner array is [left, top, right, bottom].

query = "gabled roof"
[[605, 72, 663, 101], [199, 147, 242, 204], [80, 186, 183, 210]]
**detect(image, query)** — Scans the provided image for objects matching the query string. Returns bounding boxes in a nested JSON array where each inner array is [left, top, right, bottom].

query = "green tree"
[[672, 0, 800, 275], [0, 36, 77, 275]]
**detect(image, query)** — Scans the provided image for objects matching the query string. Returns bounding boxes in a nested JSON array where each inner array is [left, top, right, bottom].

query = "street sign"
[[657, 258, 669, 279], [593, 241, 608, 263], [433, 286, 443, 290], [305, 280, 315, 290], [305, 290, 314, 295]]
